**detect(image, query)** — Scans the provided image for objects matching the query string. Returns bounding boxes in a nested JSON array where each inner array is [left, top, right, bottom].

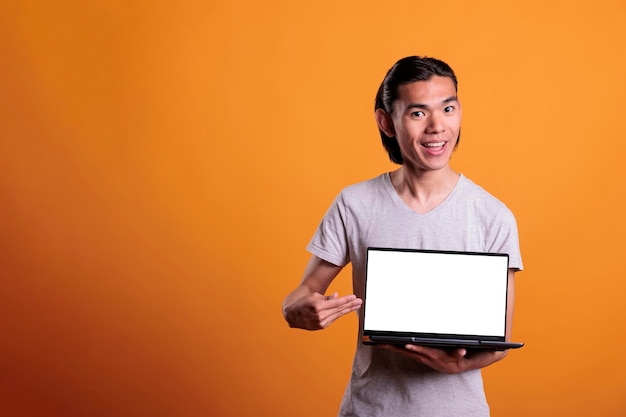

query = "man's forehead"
[[398, 76, 456, 97], [394, 77, 458, 108]]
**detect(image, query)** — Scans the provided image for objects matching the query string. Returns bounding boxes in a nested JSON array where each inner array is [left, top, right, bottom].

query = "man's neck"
[[390, 166, 460, 214]]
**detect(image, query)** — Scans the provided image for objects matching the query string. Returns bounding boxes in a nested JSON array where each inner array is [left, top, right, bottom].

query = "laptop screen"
[[363, 248, 509, 338]]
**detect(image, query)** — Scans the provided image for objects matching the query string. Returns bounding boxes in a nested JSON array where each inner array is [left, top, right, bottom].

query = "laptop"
[[362, 247, 523, 350]]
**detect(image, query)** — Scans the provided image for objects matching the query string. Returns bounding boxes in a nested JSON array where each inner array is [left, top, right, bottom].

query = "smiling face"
[[376, 76, 461, 174]]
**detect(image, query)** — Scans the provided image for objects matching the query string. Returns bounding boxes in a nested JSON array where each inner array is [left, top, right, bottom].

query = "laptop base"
[[363, 335, 523, 351]]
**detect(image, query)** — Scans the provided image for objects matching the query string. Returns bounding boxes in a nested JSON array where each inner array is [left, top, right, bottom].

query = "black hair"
[[375, 56, 459, 164]]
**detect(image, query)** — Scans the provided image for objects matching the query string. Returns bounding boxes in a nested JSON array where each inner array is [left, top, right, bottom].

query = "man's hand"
[[283, 291, 362, 330], [283, 256, 361, 330], [379, 344, 507, 374]]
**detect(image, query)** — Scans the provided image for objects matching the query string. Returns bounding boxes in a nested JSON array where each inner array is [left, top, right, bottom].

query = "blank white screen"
[[363, 249, 508, 337]]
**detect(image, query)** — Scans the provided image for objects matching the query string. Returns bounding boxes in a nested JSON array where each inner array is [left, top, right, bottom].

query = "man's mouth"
[[423, 141, 446, 148]]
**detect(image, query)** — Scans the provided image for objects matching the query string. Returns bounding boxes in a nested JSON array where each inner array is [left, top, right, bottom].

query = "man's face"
[[387, 76, 462, 173]]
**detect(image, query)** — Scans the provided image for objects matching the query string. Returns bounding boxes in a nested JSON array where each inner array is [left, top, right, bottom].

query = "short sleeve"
[[487, 208, 523, 271], [306, 193, 351, 267]]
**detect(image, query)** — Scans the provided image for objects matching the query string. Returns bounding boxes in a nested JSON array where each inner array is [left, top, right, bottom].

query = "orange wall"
[[1, 1, 625, 416]]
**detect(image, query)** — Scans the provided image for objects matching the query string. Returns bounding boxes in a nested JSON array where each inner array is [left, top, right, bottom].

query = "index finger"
[[324, 293, 359, 306]]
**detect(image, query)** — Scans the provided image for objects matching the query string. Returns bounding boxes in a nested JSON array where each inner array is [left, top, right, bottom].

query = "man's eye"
[[411, 111, 425, 117], [444, 106, 454, 113]]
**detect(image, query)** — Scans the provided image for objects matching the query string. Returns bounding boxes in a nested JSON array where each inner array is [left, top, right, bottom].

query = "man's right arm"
[[282, 255, 362, 330]]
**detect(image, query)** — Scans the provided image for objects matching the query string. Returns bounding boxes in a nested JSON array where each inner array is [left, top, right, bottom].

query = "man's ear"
[[375, 109, 395, 137]]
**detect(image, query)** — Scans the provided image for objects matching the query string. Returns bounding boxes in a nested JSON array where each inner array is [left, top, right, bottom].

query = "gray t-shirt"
[[307, 173, 523, 417]]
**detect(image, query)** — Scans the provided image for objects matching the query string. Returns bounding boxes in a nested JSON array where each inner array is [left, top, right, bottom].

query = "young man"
[[282, 56, 523, 416]]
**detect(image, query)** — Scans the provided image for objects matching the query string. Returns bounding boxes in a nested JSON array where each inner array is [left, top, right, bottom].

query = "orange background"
[[1, 1, 625, 416]]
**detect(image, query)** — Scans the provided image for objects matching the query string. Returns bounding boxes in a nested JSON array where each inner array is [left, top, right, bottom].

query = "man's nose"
[[426, 112, 445, 133]]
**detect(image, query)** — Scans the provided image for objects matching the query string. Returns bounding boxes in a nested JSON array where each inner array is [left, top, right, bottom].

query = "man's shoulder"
[[339, 173, 389, 197], [458, 175, 511, 213]]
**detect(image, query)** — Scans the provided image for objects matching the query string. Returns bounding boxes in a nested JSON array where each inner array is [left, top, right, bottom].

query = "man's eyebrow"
[[406, 96, 459, 110]]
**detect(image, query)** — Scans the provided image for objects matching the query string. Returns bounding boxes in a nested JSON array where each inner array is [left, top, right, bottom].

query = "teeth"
[[424, 142, 445, 148]]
